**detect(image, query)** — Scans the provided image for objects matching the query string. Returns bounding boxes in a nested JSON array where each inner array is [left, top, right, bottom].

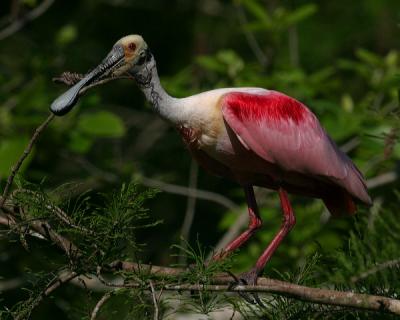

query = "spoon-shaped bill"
[[50, 44, 125, 116], [50, 70, 96, 116]]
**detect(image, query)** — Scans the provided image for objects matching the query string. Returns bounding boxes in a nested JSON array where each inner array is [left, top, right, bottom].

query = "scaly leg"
[[213, 185, 262, 260], [239, 187, 296, 285]]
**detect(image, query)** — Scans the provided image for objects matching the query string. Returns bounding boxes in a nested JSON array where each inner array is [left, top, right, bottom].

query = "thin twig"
[[288, 26, 299, 67], [0, 203, 80, 258], [108, 261, 186, 277], [179, 160, 198, 264], [90, 291, 114, 320], [44, 270, 78, 296], [11, 188, 94, 234], [149, 280, 159, 320], [0, 0, 55, 41], [340, 137, 360, 153], [351, 258, 400, 283], [235, 3, 268, 67], [14, 271, 79, 320], [53, 71, 131, 95], [30, 219, 80, 258], [139, 175, 239, 212], [366, 171, 397, 189], [0, 113, 54, 208]]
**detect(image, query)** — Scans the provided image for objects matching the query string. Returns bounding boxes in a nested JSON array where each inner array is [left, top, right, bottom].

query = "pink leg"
[[242, 187, 296, 284], [214, 186, 262, 260]]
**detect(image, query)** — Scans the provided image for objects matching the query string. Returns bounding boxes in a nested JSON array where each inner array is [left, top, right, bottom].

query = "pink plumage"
[[50, 34, 373, 294], [221, 90, 371, 216], [225, 91, 306, 124]]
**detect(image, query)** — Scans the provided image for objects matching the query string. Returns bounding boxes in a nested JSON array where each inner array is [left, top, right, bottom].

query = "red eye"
[[128, 43, 136, 51]]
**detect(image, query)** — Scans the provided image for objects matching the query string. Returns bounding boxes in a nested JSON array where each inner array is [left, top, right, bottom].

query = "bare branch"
[[366, 171, 397, 189], [0, 113, 54, 208], [235, 3, 268, 67], [351, 258, 400, 283], [0, 0, 55, 41], [90, 291, 114, 320], [139, 175, 239, 212], [14, 271, 79, 320], [11, 188, 94, 235], [29, 219, 80, 258], [44, 270, 78, 296], [288, 26, 299, 67], [108, 261, 400, 316], [179, 160, 199, 264], [53, 71, 131, 95], [149, 281, 159, 320], [340, 137, 360, 153], [109, 260, 186, 276], [0, 203, 80, 258], [162, 279, 400, 315]]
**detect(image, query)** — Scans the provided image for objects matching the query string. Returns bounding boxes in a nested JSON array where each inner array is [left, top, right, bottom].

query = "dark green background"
[[0, 0, 399, 318]]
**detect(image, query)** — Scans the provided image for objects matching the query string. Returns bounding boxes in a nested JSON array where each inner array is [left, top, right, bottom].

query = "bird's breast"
[[177, 125, 200, 148]]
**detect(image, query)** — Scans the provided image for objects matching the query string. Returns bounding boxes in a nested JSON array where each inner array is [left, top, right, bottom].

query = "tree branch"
[[90, 291, 114, 320], [0, 0, 55, 41], [0, 113, 54, 208], [179, 160, 199, 264], [162, 280, 400, 315], [351, 258, 400, 283], [149, 281, 160, 320], [139, 175, 239, 212], [108, 261, 400, 315], [235, 3, 268, 67]]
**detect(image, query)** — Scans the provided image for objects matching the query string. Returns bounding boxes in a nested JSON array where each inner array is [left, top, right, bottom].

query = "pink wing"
[[221, 90, 371, 205]]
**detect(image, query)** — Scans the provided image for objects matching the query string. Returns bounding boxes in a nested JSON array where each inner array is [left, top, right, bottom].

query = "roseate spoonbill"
[[51, 35, 372, 289]]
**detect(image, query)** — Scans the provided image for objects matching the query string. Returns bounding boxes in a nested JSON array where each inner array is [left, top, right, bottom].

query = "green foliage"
[[1, 0, 400, 318], [171, 239, 233, 315], [77, 111, 126, 138], [2, 181, 160, 319], [0, 137, 30, 177], [240, 0, 317, 33]]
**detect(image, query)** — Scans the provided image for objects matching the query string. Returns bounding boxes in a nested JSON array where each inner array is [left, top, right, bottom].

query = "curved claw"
[[227, 269, 265, 307]]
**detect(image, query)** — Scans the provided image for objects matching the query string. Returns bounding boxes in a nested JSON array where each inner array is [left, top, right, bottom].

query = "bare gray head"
[[50, 35, 154, 115]]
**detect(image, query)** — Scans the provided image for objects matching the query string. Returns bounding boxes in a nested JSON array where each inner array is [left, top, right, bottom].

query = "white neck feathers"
[[134, 59, 181, 123]]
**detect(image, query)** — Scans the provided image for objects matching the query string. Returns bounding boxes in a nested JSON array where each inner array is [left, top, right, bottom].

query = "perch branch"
[[109, 261, 400, 315], [162, 280, 400, 315]]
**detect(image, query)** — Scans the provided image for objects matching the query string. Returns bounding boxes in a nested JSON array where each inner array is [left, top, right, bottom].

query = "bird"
[[51, 34, 372, 290]]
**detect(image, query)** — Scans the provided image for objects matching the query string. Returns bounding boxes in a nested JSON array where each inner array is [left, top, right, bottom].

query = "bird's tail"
[[322, 188, 357, 217]]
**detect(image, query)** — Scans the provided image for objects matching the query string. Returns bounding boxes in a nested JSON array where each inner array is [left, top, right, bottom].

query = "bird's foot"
[[228, 267, 265, 307]]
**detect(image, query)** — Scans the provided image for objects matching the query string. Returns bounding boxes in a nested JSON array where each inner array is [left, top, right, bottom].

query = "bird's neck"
[[133, 60, 181, 123]]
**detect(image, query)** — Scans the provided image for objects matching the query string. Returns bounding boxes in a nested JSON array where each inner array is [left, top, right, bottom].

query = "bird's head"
[[51, 34, 153, 116]]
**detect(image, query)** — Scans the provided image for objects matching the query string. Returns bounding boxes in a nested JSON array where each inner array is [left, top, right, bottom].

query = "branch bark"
[[163, 280, 400, 315], [90, 291, 114, 320], [109, 261, 400, 316]]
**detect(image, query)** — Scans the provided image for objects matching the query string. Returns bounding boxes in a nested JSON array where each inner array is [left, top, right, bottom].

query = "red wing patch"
[[223, 91, 307, 124]]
